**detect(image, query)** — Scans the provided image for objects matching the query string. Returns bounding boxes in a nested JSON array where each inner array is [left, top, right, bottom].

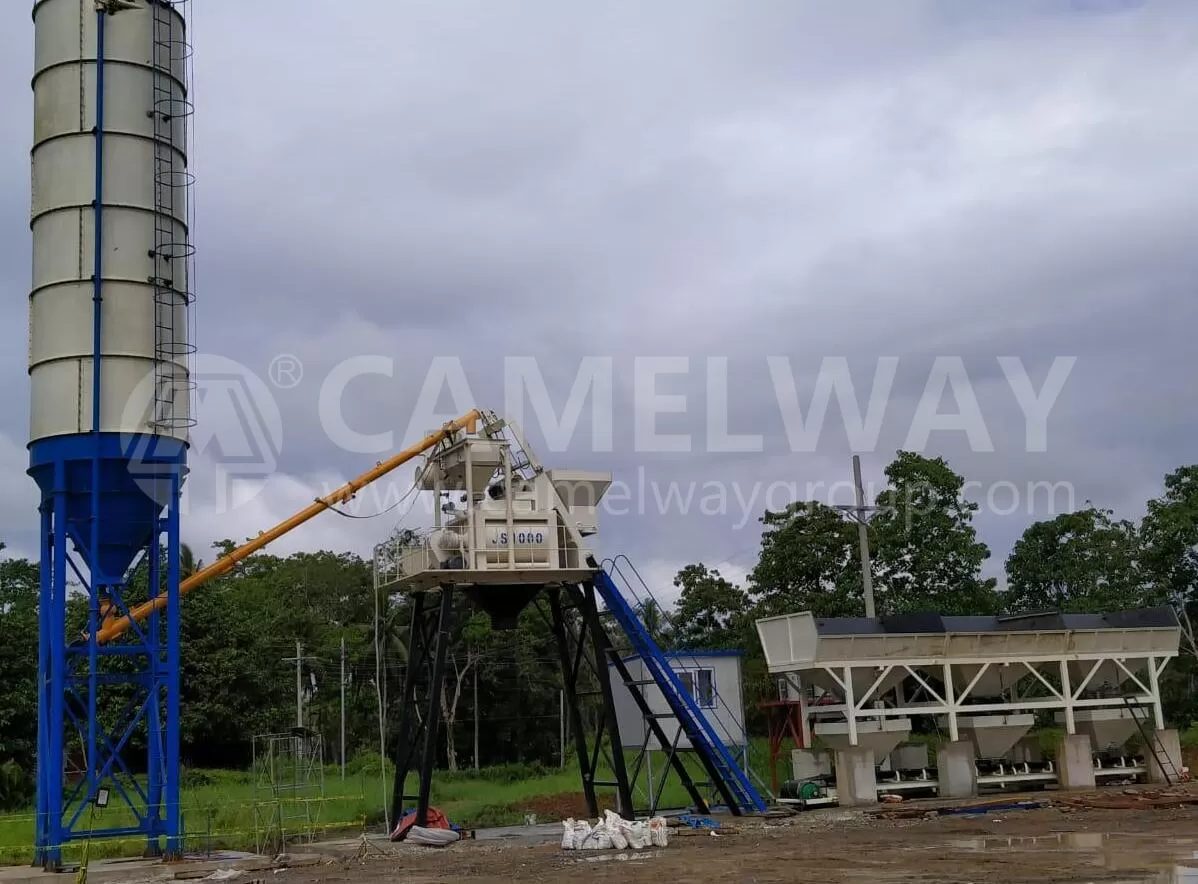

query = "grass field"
[[3, 727, 1192, 866], [0, 742, 774, 866]]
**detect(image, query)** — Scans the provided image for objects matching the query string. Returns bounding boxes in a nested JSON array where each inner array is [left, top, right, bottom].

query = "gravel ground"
[[278, 787, 1198, 883]]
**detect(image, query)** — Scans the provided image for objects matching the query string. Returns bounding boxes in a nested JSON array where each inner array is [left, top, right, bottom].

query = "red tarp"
[[391, 806, 451, 841]]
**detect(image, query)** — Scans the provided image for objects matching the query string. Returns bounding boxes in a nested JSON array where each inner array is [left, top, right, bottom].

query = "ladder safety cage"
[[148, 0, 197, 430]]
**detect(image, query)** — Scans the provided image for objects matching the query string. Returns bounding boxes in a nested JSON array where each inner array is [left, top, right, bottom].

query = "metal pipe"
[[165, 473, 182, 856], [146, 527, 163, 843], [503, 445, 514, 568], [87, 4, 109, 813], [92, 409, 482, 643], [91, 6, 106, 440]]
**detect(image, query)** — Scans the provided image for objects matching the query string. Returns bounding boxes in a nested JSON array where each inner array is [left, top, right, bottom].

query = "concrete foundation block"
[[1146, 728, 1183, 785], [1055, 733, 1096, 790], [834, 747, 878, 807], [936, 740, 978, 799], [792, 749, 832, 781]]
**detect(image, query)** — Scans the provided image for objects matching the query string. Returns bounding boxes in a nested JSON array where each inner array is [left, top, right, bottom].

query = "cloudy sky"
[[0, 0, 1194, 601]]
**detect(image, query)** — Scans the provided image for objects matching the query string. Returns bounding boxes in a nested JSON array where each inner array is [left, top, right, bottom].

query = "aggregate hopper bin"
[[938, 714, 1036, 759], [1054, 708, 1139, 752], [813, 718, 913, 759]]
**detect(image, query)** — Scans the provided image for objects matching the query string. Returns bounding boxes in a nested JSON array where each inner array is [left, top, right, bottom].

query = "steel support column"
[[389, 586, 456, 834]]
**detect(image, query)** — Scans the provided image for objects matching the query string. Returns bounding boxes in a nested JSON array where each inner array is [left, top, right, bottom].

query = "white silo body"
[[30, 0, 193, 445]]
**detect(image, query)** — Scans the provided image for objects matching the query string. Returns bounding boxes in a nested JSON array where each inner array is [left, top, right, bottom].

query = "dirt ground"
[[314, 808, 1198, 883], [514, 793, 593, 822], [292, 788, 1198, 883]]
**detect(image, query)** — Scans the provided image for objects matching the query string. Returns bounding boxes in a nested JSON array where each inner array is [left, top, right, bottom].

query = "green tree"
[[1004, 505, 1152, 613], [440, 598, 494, 772], [747, 501, 863, 618], [1141, 465, 1198, 714], [634, 597, 670, 646], [0, 546, 39, 807], [671, 564, 748, 649], [1141, 465, 1198, 610], [870, 451, 999, 615], [180, 542, 202, 577]]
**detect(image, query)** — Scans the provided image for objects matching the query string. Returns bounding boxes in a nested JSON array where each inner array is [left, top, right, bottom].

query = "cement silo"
[[27, 0, 194, 867]]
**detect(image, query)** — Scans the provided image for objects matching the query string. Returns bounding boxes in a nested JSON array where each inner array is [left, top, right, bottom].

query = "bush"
[[439, 761, 548, 785], [464, 802, 524, 828], [181, 768, 213, 788], [482, 762, 548, 784], [347, 749, 394, 778], [0, 761, 34, 811]]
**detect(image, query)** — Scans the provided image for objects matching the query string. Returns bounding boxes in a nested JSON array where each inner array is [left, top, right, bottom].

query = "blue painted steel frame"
[[30, 7, 187, 868], [31, 447, 186, 868]]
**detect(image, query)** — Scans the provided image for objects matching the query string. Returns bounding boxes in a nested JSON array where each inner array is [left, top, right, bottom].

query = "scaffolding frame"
[[251, 728, 325, 854]]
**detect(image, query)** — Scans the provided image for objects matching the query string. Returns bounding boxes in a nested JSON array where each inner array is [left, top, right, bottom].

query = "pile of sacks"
[[560, 810, 670, 850]]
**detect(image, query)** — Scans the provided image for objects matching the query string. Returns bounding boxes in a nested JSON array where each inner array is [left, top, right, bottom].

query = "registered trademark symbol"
[[269, 354, 303, 389]]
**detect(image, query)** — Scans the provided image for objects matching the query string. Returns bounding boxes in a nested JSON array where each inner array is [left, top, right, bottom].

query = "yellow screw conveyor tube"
[[91, 409, 483, 644]]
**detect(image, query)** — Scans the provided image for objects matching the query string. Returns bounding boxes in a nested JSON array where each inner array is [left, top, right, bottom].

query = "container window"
[[676, 668, 716, 708]]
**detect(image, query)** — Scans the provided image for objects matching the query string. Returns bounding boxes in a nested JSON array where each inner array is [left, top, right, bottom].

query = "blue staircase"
[[592, 569, 769, 814]]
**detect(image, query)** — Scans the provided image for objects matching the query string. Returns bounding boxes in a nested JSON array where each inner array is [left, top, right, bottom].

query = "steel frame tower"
[[376, 418, 767, 833], [28, 0, 194, 868]]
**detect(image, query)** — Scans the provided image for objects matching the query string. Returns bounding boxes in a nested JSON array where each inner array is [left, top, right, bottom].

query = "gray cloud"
[[0, 1, 1193, 604]]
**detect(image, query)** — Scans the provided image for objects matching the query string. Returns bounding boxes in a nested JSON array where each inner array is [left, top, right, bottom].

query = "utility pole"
[[282, 640, 304, 729], [836, 456, 879, 619], [473, 666, 480, 771], [340, 636, 347, 781], [296, 640, 303, 728], [853, 455, 876, 619]]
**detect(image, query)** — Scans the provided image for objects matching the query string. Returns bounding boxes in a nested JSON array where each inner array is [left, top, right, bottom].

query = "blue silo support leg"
[[146, 536, 163, 856], [165, 475, 183, 858], [46, 461, 68, 870], [34, 501, 51, 867], [86, 570, 99, 813]]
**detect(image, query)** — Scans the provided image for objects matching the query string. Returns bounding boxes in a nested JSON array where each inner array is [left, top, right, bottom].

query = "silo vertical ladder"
[[591, 569, 768, 813], [148, 0, 196, 430]]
